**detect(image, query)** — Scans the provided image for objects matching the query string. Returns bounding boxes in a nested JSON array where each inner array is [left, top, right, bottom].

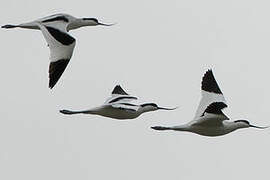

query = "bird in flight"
[[60, 85, 177, 119], [2, 13, 114, 89], [151, 70, 268, 136]]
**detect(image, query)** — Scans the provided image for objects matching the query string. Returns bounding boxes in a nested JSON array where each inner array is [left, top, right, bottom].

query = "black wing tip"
[[201, 69, 223, 94], [112, 85, 129, 95], [49, 83, 54, 89], [2, 24, 17, 28], [48, 59, 70, 89], [205, 69, 213, 76], [49, 79, 57, 89], [151, 126, 171, 131]]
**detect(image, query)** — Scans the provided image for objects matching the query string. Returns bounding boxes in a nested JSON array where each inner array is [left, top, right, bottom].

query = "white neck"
[[227, 121, 248, 129], [67, 18, 98, 30], [138, 106, 155, 114]]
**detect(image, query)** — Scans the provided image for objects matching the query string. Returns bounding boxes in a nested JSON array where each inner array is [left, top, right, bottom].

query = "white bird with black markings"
[[2, 13, 113, 88], [60, 85, 177, 120], [152, 70, 269, 136]]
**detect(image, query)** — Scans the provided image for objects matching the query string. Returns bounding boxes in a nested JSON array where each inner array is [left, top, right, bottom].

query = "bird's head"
[[68, 17, 114, 30], [81, 18, 114, 26], [140, 103, 177, 112], [234, 120, 269, 129]]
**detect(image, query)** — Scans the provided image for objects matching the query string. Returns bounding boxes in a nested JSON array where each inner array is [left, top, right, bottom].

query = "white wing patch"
[[194, 70, 228, 120], [36, 23, 76, 88], [36, 23, 76, 62], [194, 90, 227, 120]]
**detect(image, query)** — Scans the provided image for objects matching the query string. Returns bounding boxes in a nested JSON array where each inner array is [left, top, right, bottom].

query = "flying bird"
[[60, 85, 177, 119], [151, 70, 268, 136], [2, 13, 113, 88]]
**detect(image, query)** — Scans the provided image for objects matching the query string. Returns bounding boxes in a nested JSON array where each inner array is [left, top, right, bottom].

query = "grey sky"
[[1, 0, 270, 179]]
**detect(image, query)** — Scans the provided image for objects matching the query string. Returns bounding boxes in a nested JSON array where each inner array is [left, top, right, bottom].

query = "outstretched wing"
[[37, 23, 76, 89], [112, 85, 129, 95], [104, 85, 138, 104], [194, 70, 227, 120]]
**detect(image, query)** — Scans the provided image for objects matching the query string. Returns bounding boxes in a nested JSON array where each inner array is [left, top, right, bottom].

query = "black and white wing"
[[192, 102, 229, 126], [37, 23, 76, 89], [194, 70, 228, 121], [38, 14, 72, 31], [104, 85, 138, 104]]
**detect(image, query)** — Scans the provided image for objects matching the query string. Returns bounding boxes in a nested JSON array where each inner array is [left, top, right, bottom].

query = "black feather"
[[201, 69, 223, 94]]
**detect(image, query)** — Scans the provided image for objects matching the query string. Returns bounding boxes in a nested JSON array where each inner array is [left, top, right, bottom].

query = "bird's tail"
[[151, 126, 172, 131], [59, 109, 88, 115], [2, 24, 18, 29]]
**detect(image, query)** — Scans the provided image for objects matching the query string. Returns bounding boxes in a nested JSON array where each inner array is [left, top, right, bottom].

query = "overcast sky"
[[1, 0, 270, 179]]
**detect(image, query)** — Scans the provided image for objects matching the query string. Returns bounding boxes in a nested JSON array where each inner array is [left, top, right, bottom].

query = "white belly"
[[97, 107, 139, 120], [191, 126, 236, 137]]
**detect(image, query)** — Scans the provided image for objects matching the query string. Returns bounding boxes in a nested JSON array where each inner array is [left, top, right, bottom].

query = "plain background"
[[1, 0, 270, 179]]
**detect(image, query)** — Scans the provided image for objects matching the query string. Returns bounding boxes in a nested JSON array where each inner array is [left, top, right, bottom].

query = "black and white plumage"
[[2, 13, 113, 88], [60, 85, 177, 120], [194, 69, 227, 120], [152, 70, 268, 136], [2, 13, 113, 31], [37, 23, 75, 88]]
